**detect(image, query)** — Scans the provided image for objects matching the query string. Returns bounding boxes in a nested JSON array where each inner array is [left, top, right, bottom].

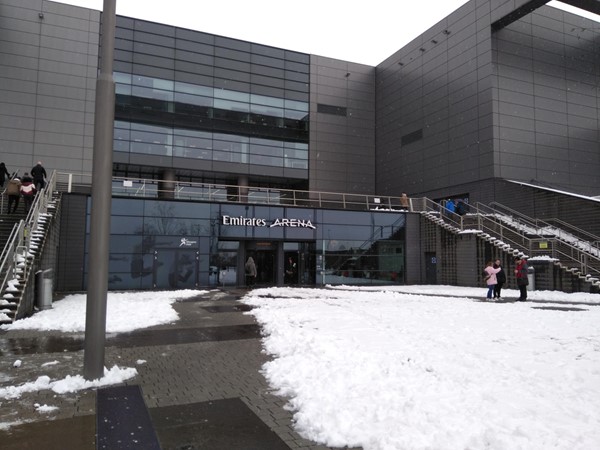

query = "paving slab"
[[0, 288, 351, 449]]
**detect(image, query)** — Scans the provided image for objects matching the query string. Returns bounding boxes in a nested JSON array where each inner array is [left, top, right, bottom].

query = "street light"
[[83, 0, 116, 381]]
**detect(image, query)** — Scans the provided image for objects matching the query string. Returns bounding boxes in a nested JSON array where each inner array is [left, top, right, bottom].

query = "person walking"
[[30, 161, 47, 192], [483, 260, 501, 300], [493, 258, 506, 300], [514, 256, 529, 301], [285, 256, 297, 284], [20, 172, 36, 213], [0, 162, 10, 188], [245, 256, 257, 288], [6, 176, 21, 214], [400, 192, 409, 209]]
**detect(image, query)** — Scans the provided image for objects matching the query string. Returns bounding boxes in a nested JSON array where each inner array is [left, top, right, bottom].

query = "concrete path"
[[0, 289, 350, 450]]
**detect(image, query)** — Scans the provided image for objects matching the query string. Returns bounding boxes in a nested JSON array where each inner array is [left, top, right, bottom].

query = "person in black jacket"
[[31, 161, 47, 192], [493, 258, 506, 300], [0, 162, 10, 188]]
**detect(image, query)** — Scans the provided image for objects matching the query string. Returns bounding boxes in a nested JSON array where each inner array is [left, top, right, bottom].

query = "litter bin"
[[35, 268, 53, 310], [527, 266, 535, 291]]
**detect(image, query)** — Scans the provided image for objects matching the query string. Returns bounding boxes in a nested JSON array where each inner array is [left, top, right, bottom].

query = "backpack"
[[482, 269, 490, 282]]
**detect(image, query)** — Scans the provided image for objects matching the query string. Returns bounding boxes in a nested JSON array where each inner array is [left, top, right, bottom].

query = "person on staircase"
[[6, 175, 21, 214], [20, 172, 36, 213], [0, 162, 10, 188], [31, 161, 47, 192]]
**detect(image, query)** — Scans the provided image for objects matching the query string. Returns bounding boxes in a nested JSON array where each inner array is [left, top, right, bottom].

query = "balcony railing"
[[53, 172, 600, 283], [55, 172, 411, 212]]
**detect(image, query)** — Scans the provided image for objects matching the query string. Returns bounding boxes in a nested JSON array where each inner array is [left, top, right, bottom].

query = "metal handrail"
[[486, 201, 600, 259], [52, 171, 600, 282], [56, 172, 411, 211], [0, 171, 58, 322], [537, 217, 600, 254], [418, 199, 600, 281]]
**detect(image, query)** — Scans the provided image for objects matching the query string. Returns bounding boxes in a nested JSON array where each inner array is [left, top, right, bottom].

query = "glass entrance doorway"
[[246, 241, 276, 286], [253, 250, 275, 285]]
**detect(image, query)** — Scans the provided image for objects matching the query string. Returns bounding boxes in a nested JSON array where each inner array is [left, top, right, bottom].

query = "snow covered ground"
[[1, 286, 599, 449], [241, 286, 600, 450]]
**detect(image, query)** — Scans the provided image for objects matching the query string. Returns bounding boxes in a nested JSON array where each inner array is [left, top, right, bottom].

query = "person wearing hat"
[[20, 172, 36, 213], [514, 256, 529, 301]]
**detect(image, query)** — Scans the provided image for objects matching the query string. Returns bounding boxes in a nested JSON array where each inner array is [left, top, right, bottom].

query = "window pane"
[[214, 98, 249, 112], [250, 94, 284, 108], [175, 81, 213, 97], [214, 89, 250, 102]]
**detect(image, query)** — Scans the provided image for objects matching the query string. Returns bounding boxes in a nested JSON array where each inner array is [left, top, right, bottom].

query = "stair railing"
[[471, 202, 600, 281], [0, 171, 58, 321], [0, 170, 21, 214], [486, 201, 600, 260]]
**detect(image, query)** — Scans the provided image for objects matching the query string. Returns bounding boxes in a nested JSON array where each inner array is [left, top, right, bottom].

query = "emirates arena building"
[[1, 0, 599, 293]]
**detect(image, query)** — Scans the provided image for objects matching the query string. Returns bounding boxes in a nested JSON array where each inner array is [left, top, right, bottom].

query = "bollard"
[[35, 268, 53, 310], [527, 266, 535, 291]]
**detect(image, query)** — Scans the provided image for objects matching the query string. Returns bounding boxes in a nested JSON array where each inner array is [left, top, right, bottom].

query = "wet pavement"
[[0, 288, 340, 450]]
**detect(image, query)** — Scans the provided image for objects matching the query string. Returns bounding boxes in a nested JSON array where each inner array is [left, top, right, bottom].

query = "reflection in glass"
[[112, 71, 308, 169]]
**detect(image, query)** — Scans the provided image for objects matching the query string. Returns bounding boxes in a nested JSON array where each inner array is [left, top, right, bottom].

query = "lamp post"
[[83, 0, 116, 381]]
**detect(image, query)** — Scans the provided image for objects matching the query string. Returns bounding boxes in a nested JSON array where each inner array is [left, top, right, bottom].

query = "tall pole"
[[83, 0, 116, 380]]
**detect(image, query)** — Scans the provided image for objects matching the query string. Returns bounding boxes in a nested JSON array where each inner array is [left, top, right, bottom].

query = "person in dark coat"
[[0, 162, 10, 188], [245, 256, 257, 288], [20, 172, 36, 213], [514, 256, 529, 301], [30, 161, 47, 192], [285, 256, 297, 284], [493, 258, 506, 300], [6, 176, 21, 214]]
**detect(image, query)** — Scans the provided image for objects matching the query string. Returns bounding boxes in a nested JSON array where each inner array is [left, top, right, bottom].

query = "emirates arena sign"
[[221, 215, 316, 229]]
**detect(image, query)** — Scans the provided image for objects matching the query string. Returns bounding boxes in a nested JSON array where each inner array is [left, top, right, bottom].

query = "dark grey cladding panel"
[[132, 53, 175, 70], [175, 28, 214, 45], [491, 0, 551, 30]]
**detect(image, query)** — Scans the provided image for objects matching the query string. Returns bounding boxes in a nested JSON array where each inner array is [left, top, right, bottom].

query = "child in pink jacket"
[[483, 260, 501, 300]]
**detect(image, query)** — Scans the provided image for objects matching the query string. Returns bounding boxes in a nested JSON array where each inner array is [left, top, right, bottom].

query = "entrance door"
[[153, 249, 198, 289], [425, 252, 437, 284], [284, 251, 299, 285], [252, 250, 275, 285]]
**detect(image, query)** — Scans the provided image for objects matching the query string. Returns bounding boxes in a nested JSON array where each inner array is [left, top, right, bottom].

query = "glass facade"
[[114, 74, 309, 169], [316, 210, 406, 284], [84, 198, 406, 290], [111, 18, 310, 178]]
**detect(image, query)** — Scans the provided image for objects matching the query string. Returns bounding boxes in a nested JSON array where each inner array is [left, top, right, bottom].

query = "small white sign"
[[123, 180, 133, 187]]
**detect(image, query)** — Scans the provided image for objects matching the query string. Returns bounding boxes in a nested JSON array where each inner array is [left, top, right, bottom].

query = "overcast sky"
[[55, 1, 597, 66]]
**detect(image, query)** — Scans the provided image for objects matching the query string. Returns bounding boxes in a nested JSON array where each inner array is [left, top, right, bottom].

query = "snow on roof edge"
[[506, 180, 600, 203]]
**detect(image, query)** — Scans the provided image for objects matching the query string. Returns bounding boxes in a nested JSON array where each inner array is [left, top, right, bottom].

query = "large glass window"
[[211, 241, 239, 286], [317, 210, 406, 285], [173, 129, 212, 159], [130, 123, 173, 156], [113, 72, 308, 169], [87, 198, 406, 290]]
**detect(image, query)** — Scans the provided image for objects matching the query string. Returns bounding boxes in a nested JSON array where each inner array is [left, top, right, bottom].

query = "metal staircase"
[[0, 172, 59, 324], [418, 198, 600, 289]]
